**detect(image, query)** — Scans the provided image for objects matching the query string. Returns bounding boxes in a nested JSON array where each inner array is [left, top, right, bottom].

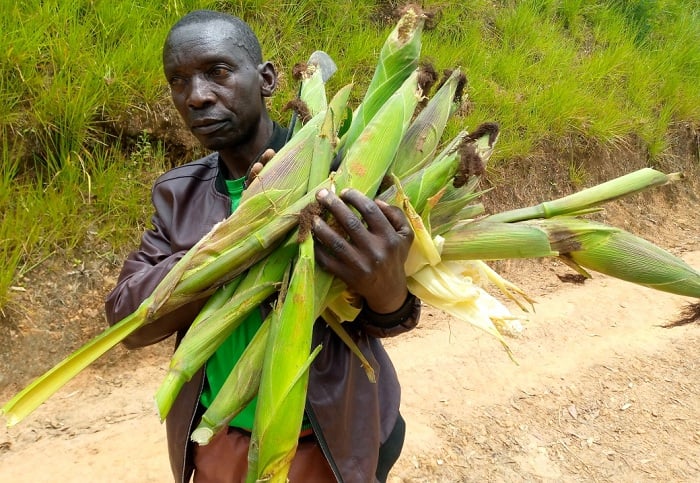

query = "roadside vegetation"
[[2, 0, 699, 309]]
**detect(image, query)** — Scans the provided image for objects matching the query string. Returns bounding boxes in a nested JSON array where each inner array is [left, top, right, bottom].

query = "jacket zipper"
[[306, 404, 344, 483]]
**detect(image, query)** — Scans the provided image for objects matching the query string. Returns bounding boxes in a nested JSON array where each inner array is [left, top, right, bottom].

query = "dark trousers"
[[377, 413, 406, 482], [193, 428, 335, 482]]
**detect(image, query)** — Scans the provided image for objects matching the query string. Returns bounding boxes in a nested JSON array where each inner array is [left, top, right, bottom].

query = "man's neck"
[[218, 117, 274, 179]]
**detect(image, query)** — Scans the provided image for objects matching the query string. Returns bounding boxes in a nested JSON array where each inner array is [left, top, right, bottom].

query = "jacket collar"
[[214, 122, 290, 195]]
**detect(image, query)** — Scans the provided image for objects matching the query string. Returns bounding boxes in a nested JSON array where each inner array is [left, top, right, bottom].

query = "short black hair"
[[165, 10, 263, 64]]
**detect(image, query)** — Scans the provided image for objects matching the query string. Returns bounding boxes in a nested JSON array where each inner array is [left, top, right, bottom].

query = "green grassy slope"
[[1, 0, 699, 308]]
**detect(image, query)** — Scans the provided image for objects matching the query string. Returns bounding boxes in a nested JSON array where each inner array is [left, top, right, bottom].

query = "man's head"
[[166, 10, 263, 66], [163, 10, 277, 167]]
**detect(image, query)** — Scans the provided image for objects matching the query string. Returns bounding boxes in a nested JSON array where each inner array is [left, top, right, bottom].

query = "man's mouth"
[[191, 119, 227, 135]]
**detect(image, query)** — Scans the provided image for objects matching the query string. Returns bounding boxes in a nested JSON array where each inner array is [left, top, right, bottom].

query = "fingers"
[[312, 188, 413, 309], [318, 189, 385, 254], [375, 199, 414, 241], [245, 149, 276, 188], [316, 188, 395, 238], [312, 200, 360, 267], [247, 162, 264, 184], [313, 187, 414, 251], [336, 189, 387, 234], [259, 148, 275, 164], [341, 190, 411, 240], [312, 187, 414, 269], [312, 222, 359, 281]]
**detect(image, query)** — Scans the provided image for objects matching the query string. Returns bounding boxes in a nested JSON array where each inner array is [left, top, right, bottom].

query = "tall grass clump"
[[0, 138, 168, 309], [0, 0, 214, 306], [1, 0, 223, 169]]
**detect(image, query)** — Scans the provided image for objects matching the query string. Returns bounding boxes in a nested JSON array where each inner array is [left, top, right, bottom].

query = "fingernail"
[[317, 188, 329, 198]]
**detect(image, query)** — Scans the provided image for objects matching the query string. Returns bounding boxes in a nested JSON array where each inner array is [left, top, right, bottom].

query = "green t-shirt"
[[199, 177, 262, 430]]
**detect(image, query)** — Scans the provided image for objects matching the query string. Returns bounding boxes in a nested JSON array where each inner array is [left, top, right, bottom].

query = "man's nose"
[[188, 75, 215, 108]]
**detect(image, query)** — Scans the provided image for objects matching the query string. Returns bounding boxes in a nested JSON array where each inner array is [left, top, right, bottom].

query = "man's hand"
[[244, 148, 276, 188], [312, 188, 414, 314]]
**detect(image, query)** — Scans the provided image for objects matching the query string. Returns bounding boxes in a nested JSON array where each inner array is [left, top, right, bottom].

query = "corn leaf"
[[247, 236, 320, 482]]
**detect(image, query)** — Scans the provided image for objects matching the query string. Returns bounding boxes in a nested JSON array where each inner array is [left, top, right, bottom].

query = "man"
[[105, 10, 420, 483]]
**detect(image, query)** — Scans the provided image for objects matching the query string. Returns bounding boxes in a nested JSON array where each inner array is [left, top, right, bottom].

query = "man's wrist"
[[360, 292, 416, 328]]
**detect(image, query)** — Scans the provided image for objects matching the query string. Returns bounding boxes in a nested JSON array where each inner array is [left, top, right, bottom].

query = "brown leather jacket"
[[104, 125, 421, 483]]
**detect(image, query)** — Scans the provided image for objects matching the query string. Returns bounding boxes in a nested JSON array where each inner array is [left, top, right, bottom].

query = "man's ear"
[[258, 61, 277, 97]]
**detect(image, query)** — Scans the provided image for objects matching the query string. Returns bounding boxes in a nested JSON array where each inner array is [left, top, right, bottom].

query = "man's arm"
[[104, 187, 208, 349]]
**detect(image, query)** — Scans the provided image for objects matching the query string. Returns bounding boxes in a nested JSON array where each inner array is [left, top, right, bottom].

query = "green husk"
[[190, 316, 272, 445], [0, 304, 148, 426], [379, 131, 467, 212], [391, 68, 464, 179], [441, 221, 558, 261], [485, 168, 682, 223], [340, 6, 425, 149], [528, 217, 700, 298], [299, 64, 328, 117], [309, 84, 353, 189], [154, 240, 298, 420], [247, 236, 320, 483], [334, 69, 421, 195]]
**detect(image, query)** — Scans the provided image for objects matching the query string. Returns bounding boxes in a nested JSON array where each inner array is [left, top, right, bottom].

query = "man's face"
[[163, 21, 274, 151]]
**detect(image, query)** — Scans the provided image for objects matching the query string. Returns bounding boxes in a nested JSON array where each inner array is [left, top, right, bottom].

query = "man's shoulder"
[[153, 152, 219, 188]]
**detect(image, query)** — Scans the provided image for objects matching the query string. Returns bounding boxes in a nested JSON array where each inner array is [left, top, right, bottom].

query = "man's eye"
[[210, 67, 230, 78], [169, 77, 186, 88]]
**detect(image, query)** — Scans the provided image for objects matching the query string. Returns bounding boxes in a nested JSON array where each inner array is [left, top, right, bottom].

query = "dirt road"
[[1, 249, 698, 482]]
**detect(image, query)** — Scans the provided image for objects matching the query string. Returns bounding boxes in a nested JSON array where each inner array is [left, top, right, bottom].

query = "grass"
[[1, 0, 699, 310], [0, 140, 167, 308]]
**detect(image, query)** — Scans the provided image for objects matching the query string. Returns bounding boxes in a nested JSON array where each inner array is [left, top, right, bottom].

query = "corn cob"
[[485, 168, 683, 223], [440, 221, 558, 261], [527, 217, 700, 298], [309, 84, 353, 189], [340, 6, 425, 150], [247, 235, 321, 483], [333, 70, 422, 195], [190, 315, 272, 445], [298, 61, 329, 118], [390, 68, 466, 179], [285, 51, 333, 140], [154, 240, 298, 419]]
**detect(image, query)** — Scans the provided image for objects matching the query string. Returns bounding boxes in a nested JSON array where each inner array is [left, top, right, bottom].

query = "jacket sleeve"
[[104, 185, 208, 349], [352, 293, 421, 338]]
